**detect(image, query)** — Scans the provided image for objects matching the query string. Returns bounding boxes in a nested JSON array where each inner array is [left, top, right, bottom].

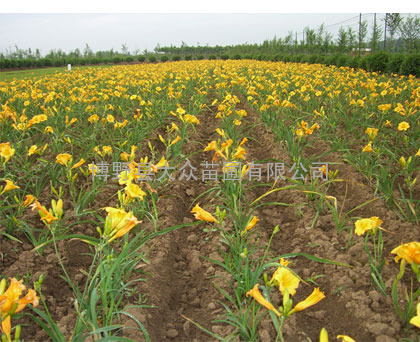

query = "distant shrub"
[[172, 55, 181, 61], [233, 54, 242, 60], [125, 56, 134, 63], [148, 56, 157, 63], [89, 58, 100, 65], [367, 51, 389, 72], [348, 56, 360, 69], [160, 55, 169, 62], [112, 56, 122, 64], [387, 54, 404, 74], [208, 55, 216, 60], [400, 54, 420, 77], [79, 59, 87, 65], [137, 55, 145, 62], [197, 55, 204, 60], [42, 58, 52, 67], [221, 54, 229, 60], [184, 55, 192, 60], [358, 56, 369, 71]]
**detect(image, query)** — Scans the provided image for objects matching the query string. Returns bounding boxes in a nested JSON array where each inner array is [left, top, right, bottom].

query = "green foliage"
[[221, 54, 230, 60], [137, 55, 145, 62], [367, 51, 389, 72], [112, 56, 122, 64], [148, 56, 157, 63], [184, 55, 192, 60], [125, 56, 134, 63], [160, 55, 169, 62], [400, 54, 420, 76], [172, 55, 181, 61]]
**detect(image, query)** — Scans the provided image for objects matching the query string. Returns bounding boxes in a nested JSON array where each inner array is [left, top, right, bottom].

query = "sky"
[[0, 13, 397, 55]]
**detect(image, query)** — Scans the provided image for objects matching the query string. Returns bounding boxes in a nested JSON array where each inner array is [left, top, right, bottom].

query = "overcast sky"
[[0, 13, 405, 55]]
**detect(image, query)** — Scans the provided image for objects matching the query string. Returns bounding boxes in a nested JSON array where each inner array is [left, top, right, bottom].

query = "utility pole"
[[358, 13, 362, 57], [373, 13, 376, 52], [384, 13, 387, 50], [295, 31, 298, 54]]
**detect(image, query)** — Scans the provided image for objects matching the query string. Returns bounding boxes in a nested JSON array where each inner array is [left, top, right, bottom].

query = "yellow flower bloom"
[[378, 103, 392, 111], [362, 142, 374, 153], [410, 303, 420, 328], [243, 216, 259, 234], [169, 135, 181, 147], [184, 114, 200, 125], [270, 258, 300, 296], [416, 149, 420, 157], [28, 145, 39, 156], [1, 179, 20, 194], [106, 114, 115, 123], [204, 140, 217, 152], [365, 127, 378, 141], [0, 142, 15, 165], [125, 181, 146, 200], [88, 114, 100, 123], [71, 158, 86, 169], [398, 121, 410, 131], [44, 126, 54, 133], [233, 146, 246, 160], [337, 335, 356, 342], [319, 328, 328, 342], [246, 284, 281, 316], [239, 137, 248, 146], [391, 242, 420, 265], [191, 203, 218, 223], [56, 153, 72, 166], [151, 156, 167, 173], [23, 194, 35, 207], [104, 207, 141, 242], [290, 287, 325, 313], [0, 278, 39, 342], [354, 217, 382, 236]]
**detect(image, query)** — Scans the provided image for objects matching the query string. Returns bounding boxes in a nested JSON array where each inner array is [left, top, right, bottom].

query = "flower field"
[[0, 60, 419, 341]]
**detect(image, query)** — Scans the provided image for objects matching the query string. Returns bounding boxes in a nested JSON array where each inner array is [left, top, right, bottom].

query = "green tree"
[[399, 15, 420, 52], [337, 27, 348, 52]]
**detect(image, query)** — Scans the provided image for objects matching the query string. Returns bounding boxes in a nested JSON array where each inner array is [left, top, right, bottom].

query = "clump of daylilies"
[[390, 241, 420, 328], [0, 278, 39, 342], [354, 217, 386, 295], [246, 258, 326, 341]]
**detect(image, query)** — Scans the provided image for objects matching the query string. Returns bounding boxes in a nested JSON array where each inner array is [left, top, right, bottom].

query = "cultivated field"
[[0, 60, 419, 341]]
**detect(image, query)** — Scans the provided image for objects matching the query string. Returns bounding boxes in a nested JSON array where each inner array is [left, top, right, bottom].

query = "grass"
[[0, 64, 111, 81]]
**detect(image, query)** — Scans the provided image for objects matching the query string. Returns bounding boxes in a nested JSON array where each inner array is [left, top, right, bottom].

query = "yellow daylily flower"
[[410, 303, 420, 328], [103, 207, 141, 243], [191, 203, 218, 223], [125, 181, 146, 200], [337, 335, 356, 342], [233, 146, 246, 160], [169, 135, 181, 146], [290, 287, 325, 313], [242, 216, 259, 234], [246, 284, 281, 316], [362, 142, 374, 153], [1, 179, 20, 194], [365, 127, 378, 141], [354, 217, 382, 236], [0, 278, 39, 342], [71, 158, 86, 169], [270, 258, 300, 296], [398, 121, 410, 131], [56, 153, 72, 166], [0, 142, 15, 165], [391, 242, 420, 265]]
